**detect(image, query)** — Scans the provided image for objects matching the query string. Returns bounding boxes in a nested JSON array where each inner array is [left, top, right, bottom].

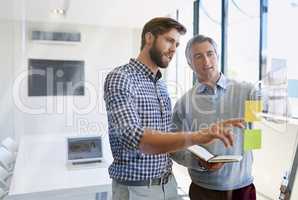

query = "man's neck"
[[137, 50, 159, 75], [198, 73, 221, 89]]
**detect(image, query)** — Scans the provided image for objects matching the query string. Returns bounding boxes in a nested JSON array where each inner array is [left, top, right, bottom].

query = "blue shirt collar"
[[195, 73, 228, 94]]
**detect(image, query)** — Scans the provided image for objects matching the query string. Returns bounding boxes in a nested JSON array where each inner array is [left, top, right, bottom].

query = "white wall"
[[0, 4, 195, 141], [0, 20, 16, 141], [0, 19, 140, 141]]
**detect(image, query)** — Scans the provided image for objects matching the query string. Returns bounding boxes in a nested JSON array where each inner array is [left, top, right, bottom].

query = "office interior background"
[[0, 0, 298, 199]]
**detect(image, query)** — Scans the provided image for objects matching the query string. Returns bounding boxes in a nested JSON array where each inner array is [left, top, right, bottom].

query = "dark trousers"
[[189, 182, 256, 200]]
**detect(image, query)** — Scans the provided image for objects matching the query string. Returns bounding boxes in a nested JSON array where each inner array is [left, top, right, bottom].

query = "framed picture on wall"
[[28, 59, 85, 96]]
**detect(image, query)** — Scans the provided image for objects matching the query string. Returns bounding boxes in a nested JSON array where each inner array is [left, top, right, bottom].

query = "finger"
[[224, 128, 234, 146], [226, 122, 244, 129], [209, 162, 224, 171], [214, 126, 233, 147], [209, 125, 233, 147], [224, 124, 233, 130], [222, 128, 234, 147], [222, 118, 244, 125], [222, 118, 245, 128], [233, 122, 245, 129], [217, 134, 231, 148], [214, 163, 224, 169]]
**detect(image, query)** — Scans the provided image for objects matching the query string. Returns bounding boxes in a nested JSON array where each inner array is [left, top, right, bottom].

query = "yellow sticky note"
[[243, 129, 262, 152], [244, 100, 263, 122]]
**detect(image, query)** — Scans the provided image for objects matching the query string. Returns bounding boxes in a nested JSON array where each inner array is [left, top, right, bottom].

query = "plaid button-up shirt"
[[104, 58, 172, 181]]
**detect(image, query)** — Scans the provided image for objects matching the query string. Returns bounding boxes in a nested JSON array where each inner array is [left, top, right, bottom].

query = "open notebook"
[[187, 145, 243, 163]]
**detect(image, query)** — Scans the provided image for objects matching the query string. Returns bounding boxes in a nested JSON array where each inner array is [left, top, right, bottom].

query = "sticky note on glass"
[[243, 129, 262, 152], [244, 100, 263, 122]]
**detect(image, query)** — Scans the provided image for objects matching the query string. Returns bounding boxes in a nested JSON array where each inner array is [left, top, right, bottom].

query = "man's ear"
[[145, 32, 155, 47]]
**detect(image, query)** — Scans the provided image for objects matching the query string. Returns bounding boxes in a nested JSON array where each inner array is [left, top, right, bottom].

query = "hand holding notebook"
[[188, 145, 243, 163]]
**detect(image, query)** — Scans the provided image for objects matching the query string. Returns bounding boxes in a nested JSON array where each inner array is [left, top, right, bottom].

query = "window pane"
[[199, 0, 222, 68], [227, 0, 260, 83]]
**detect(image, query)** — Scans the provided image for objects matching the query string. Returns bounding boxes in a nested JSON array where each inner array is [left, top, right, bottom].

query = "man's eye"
[[167, 38, 173, 43], [195, 55, 202, 59]]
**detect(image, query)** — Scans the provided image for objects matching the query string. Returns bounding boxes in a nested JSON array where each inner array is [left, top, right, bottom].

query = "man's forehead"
[[192, 41, 215, 52], [164, 34, 180, 42], [161, 29, 180, 38]]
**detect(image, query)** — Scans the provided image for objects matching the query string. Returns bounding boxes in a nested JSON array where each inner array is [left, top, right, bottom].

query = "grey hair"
[[185, 34, 218, 66]]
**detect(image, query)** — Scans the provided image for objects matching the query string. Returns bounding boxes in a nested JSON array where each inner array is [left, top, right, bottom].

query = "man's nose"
[[203, 55, 210, 65], [170, 44, 177, 52]]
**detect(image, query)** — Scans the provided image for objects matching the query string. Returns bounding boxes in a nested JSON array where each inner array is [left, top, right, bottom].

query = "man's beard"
[[149, 41, 169, 68]]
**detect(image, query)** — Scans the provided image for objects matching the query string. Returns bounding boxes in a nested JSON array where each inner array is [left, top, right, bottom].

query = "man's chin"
[[159, 63, 169, 69], [156, 59, 169, 68], [159, 58, 171, 68]]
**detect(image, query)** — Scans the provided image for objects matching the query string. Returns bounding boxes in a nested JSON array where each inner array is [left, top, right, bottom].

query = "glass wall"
[[2, 0, 298, 199], [0, 0, 194, 199], [194, 1, 298, 199], [254, 0, 298, 199], [227, 0, 260, 83], [198, 0, 222, 70]]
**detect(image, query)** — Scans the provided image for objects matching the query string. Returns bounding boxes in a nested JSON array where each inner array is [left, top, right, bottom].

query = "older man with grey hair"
[[171, 35, 257, 200]]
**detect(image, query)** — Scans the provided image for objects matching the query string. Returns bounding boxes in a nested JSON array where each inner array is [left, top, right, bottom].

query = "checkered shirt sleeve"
[[104, 70, 144, 150]]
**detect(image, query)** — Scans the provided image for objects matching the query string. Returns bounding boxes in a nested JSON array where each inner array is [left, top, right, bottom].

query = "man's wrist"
[[191, 131, 207, 145], [190, 133, 201, 145]]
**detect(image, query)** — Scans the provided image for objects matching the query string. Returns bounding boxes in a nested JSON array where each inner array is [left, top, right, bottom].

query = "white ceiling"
[[0, 0, 192, 28]]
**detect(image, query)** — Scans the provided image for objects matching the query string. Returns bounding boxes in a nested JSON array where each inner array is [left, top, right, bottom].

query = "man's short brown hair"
[[140, 17, 186, 50]]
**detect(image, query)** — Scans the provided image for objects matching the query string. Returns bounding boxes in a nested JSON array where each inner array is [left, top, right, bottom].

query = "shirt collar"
[[195, 73, 228, 94], [130, 58, 162, 82], [217, 73, 228, 90]]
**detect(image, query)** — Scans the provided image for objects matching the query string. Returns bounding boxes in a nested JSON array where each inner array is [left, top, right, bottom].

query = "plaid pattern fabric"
[[104, 58, 172, 181]]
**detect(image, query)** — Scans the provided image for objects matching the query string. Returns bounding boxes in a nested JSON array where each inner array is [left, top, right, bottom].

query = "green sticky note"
[[243, 129, 262, 152]]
